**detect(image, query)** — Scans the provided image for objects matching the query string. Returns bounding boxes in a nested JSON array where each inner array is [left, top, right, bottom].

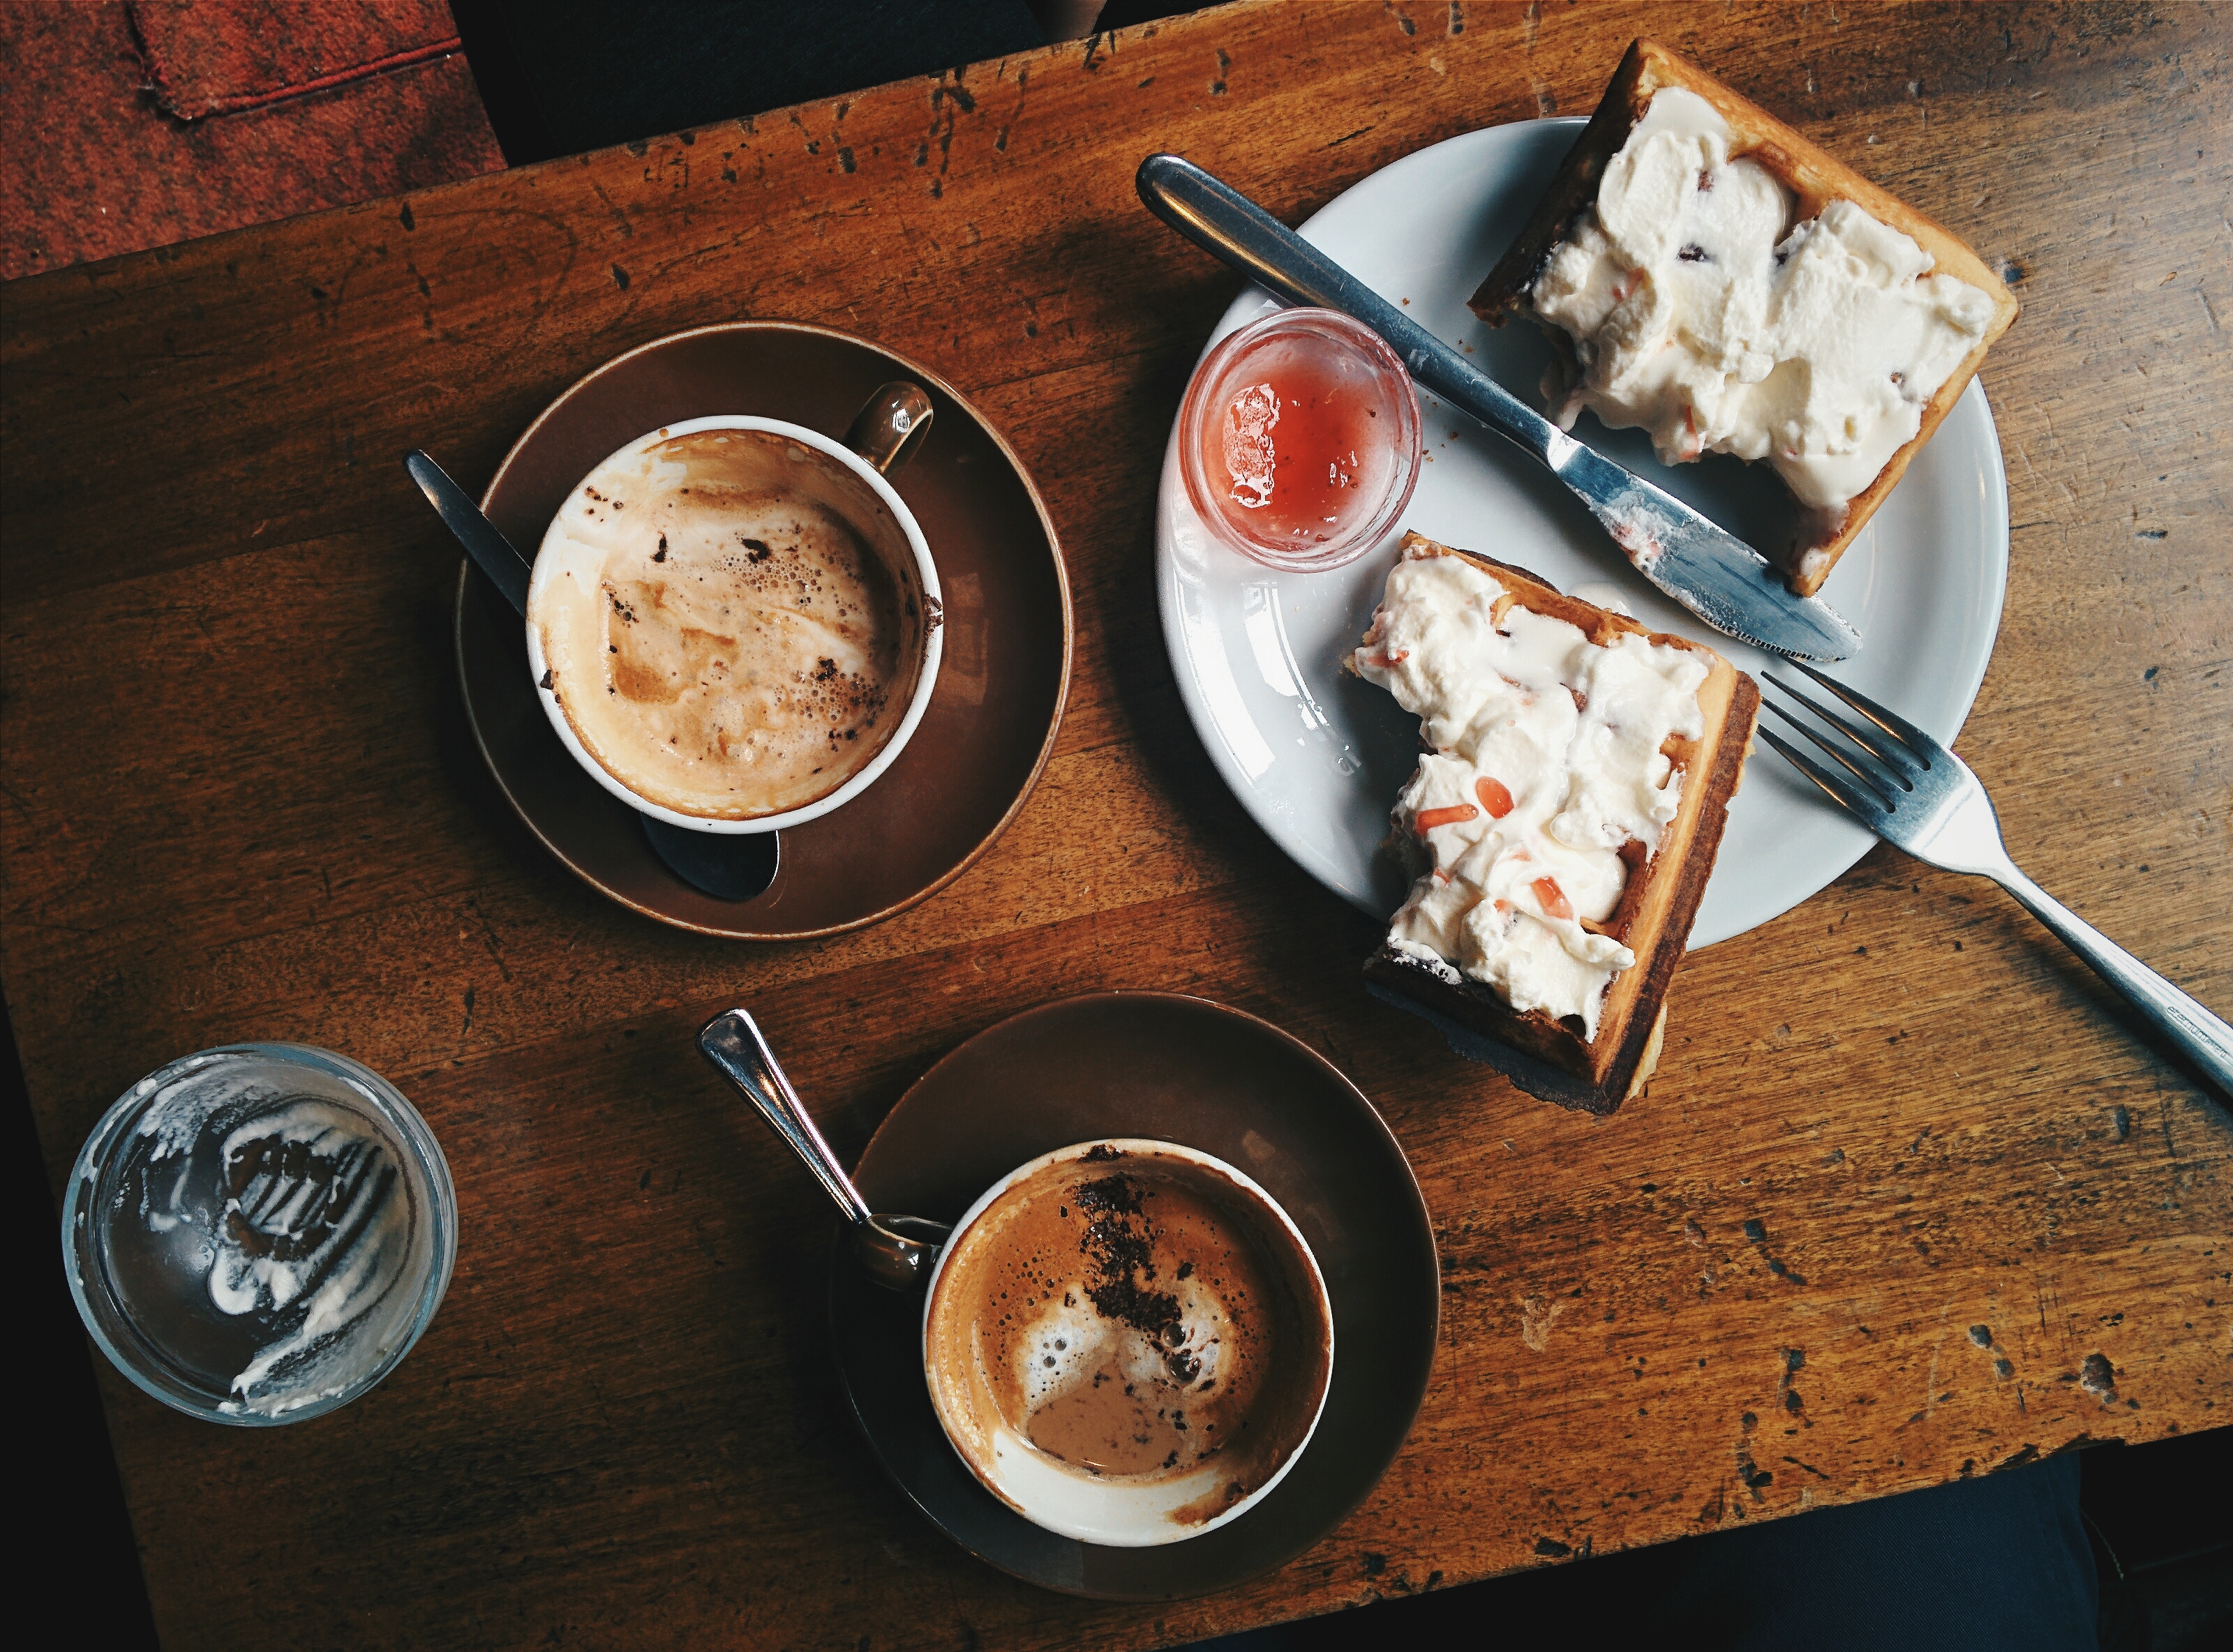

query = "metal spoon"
[[406, 449, 779, 902], [697, 1008, 950, 1290]]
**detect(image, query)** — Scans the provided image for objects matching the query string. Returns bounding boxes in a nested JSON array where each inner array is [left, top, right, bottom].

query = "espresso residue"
[[942, 1159, 1288, 1481], [1074, 1173, 1197, 1383], [116, 1076, 426, 1418]]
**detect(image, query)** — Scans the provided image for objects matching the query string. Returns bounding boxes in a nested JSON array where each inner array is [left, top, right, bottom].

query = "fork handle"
[[1996, 864, 2233, 1099]]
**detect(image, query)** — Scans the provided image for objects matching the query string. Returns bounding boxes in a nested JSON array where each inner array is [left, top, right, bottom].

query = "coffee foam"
[[528, 428, 927, 820], [925, 1145, 1331, 1533], [1006, 1275, 1237, 1416]]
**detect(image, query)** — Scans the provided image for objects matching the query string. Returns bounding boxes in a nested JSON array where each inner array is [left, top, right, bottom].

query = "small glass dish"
[[1179, 306, 1423, 573], [63, 1043, 456, 1426]]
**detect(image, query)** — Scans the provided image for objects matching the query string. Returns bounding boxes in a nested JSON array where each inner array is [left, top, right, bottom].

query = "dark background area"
[[8, 3, 2228, 1648], [447, 0, 1048, 167]]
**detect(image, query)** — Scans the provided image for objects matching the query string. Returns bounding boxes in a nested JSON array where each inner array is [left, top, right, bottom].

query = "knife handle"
[[1136, 152, 1555, 465]]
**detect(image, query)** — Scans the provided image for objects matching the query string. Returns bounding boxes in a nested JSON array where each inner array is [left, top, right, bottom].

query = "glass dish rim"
[[61, 1040, 458, 1427], [1177, 305, 1424, 573]]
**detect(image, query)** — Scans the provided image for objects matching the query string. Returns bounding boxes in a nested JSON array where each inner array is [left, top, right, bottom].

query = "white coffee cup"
[[921, 1139, 1335, 1547], [524, 393, 942, 834]]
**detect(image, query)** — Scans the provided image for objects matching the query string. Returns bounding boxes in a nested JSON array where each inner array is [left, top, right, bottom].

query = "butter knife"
[[1137, 153, 1860, 662]]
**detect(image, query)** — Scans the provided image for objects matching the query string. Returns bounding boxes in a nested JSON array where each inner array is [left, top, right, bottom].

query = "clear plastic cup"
[[62, 1044, 456, 1425], [1179, 306, 1424, 573]]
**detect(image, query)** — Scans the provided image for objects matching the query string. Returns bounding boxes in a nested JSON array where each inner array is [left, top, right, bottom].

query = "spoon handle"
[[699, 1009, 872, 1228], [405, 449, 534, 617]]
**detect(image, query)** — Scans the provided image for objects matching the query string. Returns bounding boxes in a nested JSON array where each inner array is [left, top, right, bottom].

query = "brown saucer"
[[455, 322, 1072, 938], [830, 993, 1440, 1600]]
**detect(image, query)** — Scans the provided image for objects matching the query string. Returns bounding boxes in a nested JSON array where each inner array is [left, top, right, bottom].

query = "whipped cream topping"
[[1356, 543, 1707, 1038], [130, 1067, 423, 1416], [206, 1102, 410, 1407], [1530, 87, 1996, 542]]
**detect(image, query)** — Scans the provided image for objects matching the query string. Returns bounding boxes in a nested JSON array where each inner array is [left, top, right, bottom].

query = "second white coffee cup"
[[921, 1139, 1336, 1547]]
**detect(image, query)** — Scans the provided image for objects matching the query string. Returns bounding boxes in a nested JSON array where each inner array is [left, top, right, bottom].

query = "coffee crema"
[[528, 427, 930, 820], [925, 1143, 1331, 1531]]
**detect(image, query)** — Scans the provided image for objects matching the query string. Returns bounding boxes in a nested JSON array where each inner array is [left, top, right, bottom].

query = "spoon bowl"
[[853, 1212, 952, 1290]]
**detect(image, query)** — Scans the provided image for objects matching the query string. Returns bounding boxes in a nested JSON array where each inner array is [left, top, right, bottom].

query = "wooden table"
[[6, 3, 2228, 1644]]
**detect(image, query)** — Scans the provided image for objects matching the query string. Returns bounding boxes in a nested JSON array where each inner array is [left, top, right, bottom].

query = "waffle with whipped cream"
[[1354, 533, 1758, 1111], [1471, 38, 2019, 596]]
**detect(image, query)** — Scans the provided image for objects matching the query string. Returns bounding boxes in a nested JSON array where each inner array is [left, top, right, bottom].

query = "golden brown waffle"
[[1357, 532, 1760, 1112]]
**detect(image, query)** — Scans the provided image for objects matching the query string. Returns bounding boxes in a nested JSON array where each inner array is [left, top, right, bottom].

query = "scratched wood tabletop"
[[4, 2, 2228, 1646]]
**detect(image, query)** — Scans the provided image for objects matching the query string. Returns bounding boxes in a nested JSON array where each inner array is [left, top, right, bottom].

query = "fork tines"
[[1756, 660, 1934, 821]]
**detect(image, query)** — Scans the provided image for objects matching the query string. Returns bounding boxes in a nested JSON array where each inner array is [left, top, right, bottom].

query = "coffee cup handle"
[[843, 382, 935, 475]]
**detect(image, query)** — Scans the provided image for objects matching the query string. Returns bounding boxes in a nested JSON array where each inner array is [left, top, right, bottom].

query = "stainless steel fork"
[[1757, 661, 2233, 1097]]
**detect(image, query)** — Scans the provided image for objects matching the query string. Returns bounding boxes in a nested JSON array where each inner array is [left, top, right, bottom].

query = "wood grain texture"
[[3, 2, 2228, 1647]]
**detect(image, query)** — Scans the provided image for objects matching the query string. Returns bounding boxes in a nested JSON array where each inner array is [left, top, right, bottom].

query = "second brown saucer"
[[830, 992, 1440, 1600]]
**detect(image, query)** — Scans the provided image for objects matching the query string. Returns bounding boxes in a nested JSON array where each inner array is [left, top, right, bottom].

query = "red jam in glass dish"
[[1179, 307, 1423, 572]]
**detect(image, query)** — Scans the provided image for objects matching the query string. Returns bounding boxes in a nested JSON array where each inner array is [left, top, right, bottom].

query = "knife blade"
[[405, 449, 532, 618], [1136, 153, 1859, 662]]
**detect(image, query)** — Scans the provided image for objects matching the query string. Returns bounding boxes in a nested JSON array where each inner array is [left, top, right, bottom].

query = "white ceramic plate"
[[1156, 119, 2008, 947]]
